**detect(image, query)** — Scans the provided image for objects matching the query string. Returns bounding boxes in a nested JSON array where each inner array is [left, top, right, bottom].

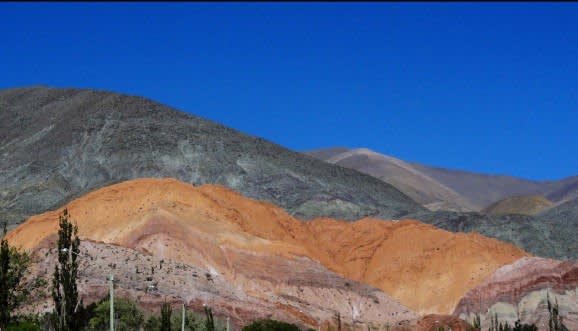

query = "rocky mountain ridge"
[[0, 87, 424, 227]]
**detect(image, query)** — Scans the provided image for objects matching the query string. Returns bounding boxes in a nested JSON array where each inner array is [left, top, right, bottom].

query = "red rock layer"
[[453, 257, 578, 329]]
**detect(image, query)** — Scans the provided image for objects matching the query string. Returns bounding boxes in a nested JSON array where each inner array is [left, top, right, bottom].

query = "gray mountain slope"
[[0, 87, 425, 227], [408, 194, 578, 260], [406, 209, 576, 260], [536, 197, 578, 258], [306, 147, 350, 161]]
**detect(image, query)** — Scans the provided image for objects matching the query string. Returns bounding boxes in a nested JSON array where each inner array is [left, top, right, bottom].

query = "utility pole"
[[226, 316, 230, 331], [109, 273, 114, 331]]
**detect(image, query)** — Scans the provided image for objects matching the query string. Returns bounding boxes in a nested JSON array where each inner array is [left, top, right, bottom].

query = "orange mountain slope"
[[7, 178, 529, 314]]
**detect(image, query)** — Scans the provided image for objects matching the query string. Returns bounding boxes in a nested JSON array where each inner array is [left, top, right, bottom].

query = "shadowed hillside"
[[536, 197, 578, 260]]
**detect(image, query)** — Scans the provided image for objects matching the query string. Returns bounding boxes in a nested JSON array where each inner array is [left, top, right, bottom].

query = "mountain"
[[482, 195, 553, 216], [7, 178, 528, 316], [406, 209, 575, 260], [303, 217, 527, 314], [0, 87, 425, 227], [546, 176, 578, 203], [306, 148, 475, 212], [307, 147, 578, 211], [410, 164, 549, 210], [306, 148, 578, 260], [536, 197, 578, 259], [453, 257, 578, 330], [412, 167, 578, 210]]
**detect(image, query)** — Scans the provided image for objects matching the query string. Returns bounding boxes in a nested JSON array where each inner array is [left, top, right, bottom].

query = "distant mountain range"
[[306, 147, 578, 211], [0, 87, 424, 227]]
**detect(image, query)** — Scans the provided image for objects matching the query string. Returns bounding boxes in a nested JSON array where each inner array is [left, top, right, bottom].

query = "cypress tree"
[[0, 223, 11, 328], [51, 209, 81, 331], [161, 300, 172, 331], [205, 305, 215, 331], [547, 291, 569, 331]]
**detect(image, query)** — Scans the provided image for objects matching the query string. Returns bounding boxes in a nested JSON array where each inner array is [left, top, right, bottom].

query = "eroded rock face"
[[453, 257, 578, 330], [7, 178, 528, 315], [22, 240, 417, 330]]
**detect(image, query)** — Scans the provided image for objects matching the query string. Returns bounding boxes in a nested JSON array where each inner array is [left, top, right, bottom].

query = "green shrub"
[[242, 319, 300, 331], [6, 321, 41, 331], [1, 223, 31, 329], [161, 301, 172, 331], [204, 306, 215, 331], [88, 297, 144, 330], [145, 315, 161, 331]]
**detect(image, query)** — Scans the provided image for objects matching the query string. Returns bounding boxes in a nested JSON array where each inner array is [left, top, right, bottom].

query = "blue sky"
[[1, 3, 577, 180]]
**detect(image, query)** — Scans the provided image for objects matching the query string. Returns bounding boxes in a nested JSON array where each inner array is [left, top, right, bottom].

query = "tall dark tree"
[[242, 319, 300, 331], [0, 222, 30, 329], [547, 291, 569, 331], [0, 222, 11, 328], [204, 305, 215, 331], [160, 300, 172, 331], [51, 209, 81, 331]]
